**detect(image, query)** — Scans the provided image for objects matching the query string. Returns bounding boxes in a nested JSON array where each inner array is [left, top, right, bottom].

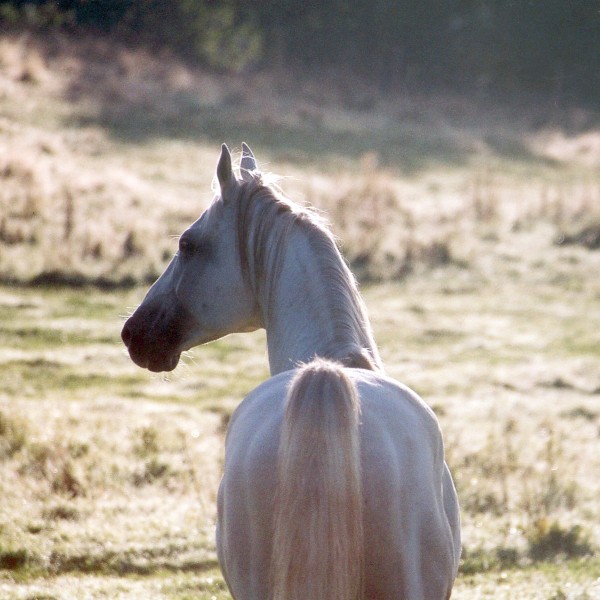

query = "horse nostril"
[[121, 322, 132, 347]]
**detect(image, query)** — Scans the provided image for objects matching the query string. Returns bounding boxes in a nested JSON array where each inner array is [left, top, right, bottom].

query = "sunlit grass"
[[1, 267, 599, 598], [1, 30, 599, 599]]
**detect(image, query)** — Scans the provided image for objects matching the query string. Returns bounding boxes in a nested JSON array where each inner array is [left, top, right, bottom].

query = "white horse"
[[122, 143, 461, 600]]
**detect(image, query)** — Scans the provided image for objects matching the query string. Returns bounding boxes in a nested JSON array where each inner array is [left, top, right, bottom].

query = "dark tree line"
[[1, 0, 599, 103]]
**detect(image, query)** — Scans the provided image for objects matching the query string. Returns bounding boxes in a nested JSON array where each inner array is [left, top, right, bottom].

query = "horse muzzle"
[[121, 294, 196, 372]]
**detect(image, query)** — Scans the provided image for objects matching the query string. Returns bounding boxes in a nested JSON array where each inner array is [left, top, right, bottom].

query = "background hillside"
[[0, 19, 599, 286]]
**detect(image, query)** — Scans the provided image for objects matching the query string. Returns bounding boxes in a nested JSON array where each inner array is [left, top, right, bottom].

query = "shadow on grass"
[[48, 550, 219, 577], [68, 91, 550, 175], [0, 546, 219, 578], [20, 30, 585, 175]]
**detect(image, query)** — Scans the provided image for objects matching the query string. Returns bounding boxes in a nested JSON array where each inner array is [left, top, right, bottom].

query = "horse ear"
[[217, 143, 235, 193], [240, 142, 258, 182]]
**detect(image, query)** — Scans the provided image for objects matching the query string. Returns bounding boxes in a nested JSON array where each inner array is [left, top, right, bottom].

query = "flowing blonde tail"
[[271, 358, 364, 600]]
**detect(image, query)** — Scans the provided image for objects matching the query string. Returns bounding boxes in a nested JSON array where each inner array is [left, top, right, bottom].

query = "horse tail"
[[271, 358, 364, 600]]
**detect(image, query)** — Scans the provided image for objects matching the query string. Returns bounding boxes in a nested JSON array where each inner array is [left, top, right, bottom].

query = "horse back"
[[218, 368, 459, 600]]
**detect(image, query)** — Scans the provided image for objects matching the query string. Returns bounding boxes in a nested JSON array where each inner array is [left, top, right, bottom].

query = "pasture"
[[1, 33, 600, 598]]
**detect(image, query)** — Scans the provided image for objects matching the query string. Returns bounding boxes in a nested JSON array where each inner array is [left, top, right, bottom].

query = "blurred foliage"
[[527, 519, 594, 561], [117, 0, 263, 72], [1, 0, 599, 101]]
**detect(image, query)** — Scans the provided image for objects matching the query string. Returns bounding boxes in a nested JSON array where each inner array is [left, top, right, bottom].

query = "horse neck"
[[260, 227, 382, 375]]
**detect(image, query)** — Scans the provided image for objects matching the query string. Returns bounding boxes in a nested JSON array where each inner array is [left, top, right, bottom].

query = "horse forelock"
[[232, 176, 382, 371]]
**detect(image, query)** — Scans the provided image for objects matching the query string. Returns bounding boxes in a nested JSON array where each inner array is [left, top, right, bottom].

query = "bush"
[[459, 544, 521, 575], [23, 442, 85, 497], [116, 0, 263, 72], [0, 546, 31, 570], [527, 519, 594, 561], [131, 457, 171, 486], [0, 411, 27, 458]]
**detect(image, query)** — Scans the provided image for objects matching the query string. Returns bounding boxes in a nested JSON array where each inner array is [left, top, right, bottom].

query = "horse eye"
[[178, 237, 194, 254], [179, 236, 211, 257]]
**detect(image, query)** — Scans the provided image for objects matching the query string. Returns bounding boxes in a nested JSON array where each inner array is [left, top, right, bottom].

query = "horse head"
[[121, 144, 262, 372]]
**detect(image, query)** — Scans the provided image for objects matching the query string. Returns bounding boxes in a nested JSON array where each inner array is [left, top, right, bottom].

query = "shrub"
[[527, 519, 594, 561], [23, 442, 85, 497], [132, 457, 171, 486], [0, 411, 27, 458], [0, 546, 31, 570], [134, 426, 160, 458], [459, 544, 522, 575], [42, 503, 81, 521]]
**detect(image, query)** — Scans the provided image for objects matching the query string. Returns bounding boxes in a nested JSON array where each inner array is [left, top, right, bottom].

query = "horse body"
[[219, 367, 459, 600], [122, 143, 460, 599]]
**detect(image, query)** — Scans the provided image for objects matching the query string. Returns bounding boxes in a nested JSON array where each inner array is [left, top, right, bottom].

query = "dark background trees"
[[1, 0, 599, 104]]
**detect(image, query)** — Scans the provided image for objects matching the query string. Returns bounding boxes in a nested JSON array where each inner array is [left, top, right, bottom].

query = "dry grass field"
[[1, 32, 600, 599]]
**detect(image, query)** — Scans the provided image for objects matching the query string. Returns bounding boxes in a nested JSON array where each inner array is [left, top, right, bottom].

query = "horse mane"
[[232, 173, 382, 372]]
